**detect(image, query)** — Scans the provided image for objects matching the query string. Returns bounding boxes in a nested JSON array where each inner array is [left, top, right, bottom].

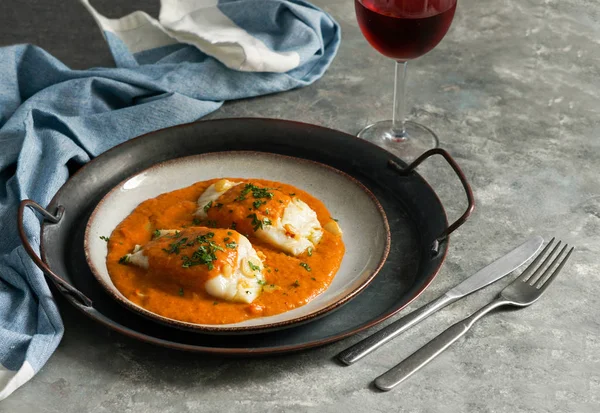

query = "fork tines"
[[519, 237, 574, 289]]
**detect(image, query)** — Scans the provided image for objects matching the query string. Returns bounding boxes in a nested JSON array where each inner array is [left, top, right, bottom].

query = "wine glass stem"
[[392, 60, 408, 140]]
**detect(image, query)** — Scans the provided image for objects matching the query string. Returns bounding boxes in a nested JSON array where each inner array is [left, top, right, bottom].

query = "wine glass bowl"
[[355, 0, 457, 61], [354, 0, 457, 159]]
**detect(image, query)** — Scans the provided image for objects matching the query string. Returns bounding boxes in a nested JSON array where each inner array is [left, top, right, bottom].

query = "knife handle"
[[337, 293, 457, 365], [373, 299, 507, 391]]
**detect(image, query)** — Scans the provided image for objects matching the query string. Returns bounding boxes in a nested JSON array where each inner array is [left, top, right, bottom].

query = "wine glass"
[[354, 0, 457, 159]]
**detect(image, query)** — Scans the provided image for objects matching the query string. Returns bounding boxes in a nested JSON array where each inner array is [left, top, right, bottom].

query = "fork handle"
[[374, 299, 509, 391]]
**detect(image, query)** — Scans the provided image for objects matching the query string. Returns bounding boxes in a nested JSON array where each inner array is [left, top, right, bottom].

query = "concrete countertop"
[[1, 0, 598, 412]]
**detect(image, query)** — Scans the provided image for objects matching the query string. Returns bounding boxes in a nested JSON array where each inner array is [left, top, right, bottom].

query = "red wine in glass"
[[355, 0, 457, 61], [354, 0, 458, 159]]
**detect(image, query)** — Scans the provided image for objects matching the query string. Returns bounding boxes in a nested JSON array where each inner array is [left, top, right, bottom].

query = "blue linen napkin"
[[0, 0, 340, 399]]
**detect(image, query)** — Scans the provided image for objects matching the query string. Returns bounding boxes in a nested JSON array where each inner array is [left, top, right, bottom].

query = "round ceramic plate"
[[84, 151, 390, 334]]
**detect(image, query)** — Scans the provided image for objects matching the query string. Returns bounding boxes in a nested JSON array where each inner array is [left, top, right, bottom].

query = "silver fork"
[[374, 238, 574, 391]]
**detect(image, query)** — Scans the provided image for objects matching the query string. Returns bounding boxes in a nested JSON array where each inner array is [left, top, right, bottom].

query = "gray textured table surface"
[[1, 0, 599, 412]]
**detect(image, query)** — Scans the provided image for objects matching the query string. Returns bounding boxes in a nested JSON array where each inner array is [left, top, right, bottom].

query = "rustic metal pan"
[[18, 118, 474, 355]]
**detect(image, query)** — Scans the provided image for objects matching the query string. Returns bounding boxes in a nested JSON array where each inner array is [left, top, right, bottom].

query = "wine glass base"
[[357, 120, 439, 161]]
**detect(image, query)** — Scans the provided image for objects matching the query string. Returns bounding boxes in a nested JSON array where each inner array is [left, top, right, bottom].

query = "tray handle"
[[389, 148, 475, 254], [18, 200, 93, 307]]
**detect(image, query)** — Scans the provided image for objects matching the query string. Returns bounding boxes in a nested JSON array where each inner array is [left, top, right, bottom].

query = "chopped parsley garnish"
[[163, 237, 189, 254], [248, 261, 261, 272], [278, 200, 283, 204], [274, 268, 279, 272], [225, 241, 237, 249], [230, 222, 237, 230], [213, 301, 219, 305], [235, 183, 274, 202], [235, 184, 252, 201], [289, 193, 296, 196], [292, 280, 300, 287], [161, 232, 224, 270], [257, 280, 267, 286], [253, 200, 266, 210], [223, 237, 230, 242], [153, 229, 161, 238], [178, 287, 184, 296], [227, 231, 232, 235], [247, 213, 263, 231], [307, 247, 313, 257], [192, 218, 201, 225], [330, 217, 339, 222], [99, 235, 110, 242], [211, 242, 225, 252], [206, 220, 217, 228], [299, 262, 312, 272], [203, 201, 213, 213], [249, 184, 274, 199], [173, 231, 181, 238], [265, 208, 270, 215], [182, 250, 215, 269], [215, 203, 224, 209], [267, 269, 271, 273], [118, 255, 130, 264], [311, 277, 316, 281], [246, 213, 272, 232]]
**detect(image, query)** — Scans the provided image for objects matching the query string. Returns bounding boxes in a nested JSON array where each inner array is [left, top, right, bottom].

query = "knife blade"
[[337, 236, 544, 365]]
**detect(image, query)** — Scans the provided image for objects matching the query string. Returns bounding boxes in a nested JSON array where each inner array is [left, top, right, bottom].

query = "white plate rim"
[[83, 151, 391, 334]]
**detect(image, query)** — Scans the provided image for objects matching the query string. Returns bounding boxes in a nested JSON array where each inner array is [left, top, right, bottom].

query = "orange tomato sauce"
[[106, 179, 345, 324]]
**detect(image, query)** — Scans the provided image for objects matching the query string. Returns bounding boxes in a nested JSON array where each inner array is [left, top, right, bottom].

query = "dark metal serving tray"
[[18, 118, 474, 355]]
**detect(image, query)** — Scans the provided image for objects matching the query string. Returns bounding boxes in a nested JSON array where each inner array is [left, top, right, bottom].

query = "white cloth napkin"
[[82, 0, 302, 72]]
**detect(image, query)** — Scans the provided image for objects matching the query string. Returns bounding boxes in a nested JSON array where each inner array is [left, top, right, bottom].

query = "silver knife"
[[337, 236, 544, 365]]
